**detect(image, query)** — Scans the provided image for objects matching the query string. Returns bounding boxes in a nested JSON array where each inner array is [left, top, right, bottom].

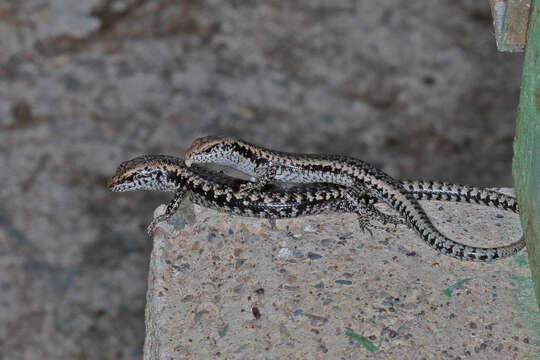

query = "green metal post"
[[513, 0, 540, 310]]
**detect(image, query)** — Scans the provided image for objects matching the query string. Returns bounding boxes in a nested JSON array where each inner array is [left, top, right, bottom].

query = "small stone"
[[278, 248, 292, 259], [306, 313, 327, 326], [293, 309, 303, 316], [234, 345, 247, 354], [252, 307, 261, 319], [193, 309, 209, 322], [172, 263, 190, 273], [180, 263, 190, 272], [383, 296, 400, 307], [321, 238, 336, 246], [314, 282, 324, 289], [293, 249, 304, 258], [307, 252, 322, 260], [335, 280, 352, 285], [284, 285, 300, 291], [303, 224, 318, 232], [171, 218, 187, 230], [478, 346, 490, 355], [397, 246, 408, 254], [218, 324, 229, 337]]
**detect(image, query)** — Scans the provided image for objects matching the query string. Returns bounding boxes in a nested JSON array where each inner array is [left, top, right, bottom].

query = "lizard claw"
[[357, 217, 374, 236], [146, 213, 171, 236], [146, 221, 157, 236]]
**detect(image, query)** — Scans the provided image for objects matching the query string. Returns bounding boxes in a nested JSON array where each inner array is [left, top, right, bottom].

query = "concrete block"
[[144, 190, 538, 359]]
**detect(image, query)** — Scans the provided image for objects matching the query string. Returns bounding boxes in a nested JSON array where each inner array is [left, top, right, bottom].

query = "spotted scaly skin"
[[108, 155, 377, 227], [400, 180, 519, 214], [184, 136, 523, 261]]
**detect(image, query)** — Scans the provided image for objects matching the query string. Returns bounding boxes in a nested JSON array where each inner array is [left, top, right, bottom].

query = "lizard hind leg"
[[371, 209, 406, 228], [346, 189, 405, 235]]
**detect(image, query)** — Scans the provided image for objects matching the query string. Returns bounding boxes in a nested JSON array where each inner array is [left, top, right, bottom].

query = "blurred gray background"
[[0, 0, 523, 358]]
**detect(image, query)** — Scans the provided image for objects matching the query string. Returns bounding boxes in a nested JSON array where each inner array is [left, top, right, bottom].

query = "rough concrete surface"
[[145, 189, 538, 359], [0, 1, 530, 359]]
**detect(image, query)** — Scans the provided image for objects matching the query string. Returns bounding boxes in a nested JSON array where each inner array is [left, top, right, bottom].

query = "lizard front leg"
[[146, 188, 186, 235], [239, 161, 278, 193]]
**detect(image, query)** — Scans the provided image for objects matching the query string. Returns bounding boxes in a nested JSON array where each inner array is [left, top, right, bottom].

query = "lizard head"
[[108, 155, 181, 192], [183, 135, 261, 179], [183, 135, 237, 167]]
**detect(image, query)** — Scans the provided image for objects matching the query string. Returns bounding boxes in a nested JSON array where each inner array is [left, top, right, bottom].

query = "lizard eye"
[[200, 147, 214, 155]]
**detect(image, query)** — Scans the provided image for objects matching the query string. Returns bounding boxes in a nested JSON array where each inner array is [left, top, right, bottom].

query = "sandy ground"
[[0, 1, 527, 359]]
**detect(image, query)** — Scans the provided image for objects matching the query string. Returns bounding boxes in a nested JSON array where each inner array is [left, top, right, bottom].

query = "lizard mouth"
[[107, 181, 123, 191], [184, 159, 193, 167], [107, 178, 119, 190]]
